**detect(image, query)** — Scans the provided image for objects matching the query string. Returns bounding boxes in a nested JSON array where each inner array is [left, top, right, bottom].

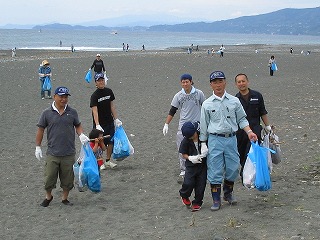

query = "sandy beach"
[[0, 44, 319, 240]]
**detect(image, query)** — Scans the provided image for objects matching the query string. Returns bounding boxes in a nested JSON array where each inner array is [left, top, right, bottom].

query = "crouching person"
[[179, 121, 208, 212]]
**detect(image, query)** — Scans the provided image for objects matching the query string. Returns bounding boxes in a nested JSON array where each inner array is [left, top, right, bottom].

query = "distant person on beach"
[[90, 54, 106, 75], [90, 73, 122, 170], [234, 73, 271, 178], [38, 60, 52, 99], [219, 44, 225, 57], [199, 71, 257, 211], [126, 44, 129, 52], [268, 55, 276, 76], [179, 121, 207, 212], [290, 48, 293, 54], [71, 44, 74, 52], [11, 47, 16, 57], [60, 40, 62, 47], [35, 86, 89, 207], [122, 43, 126, 51], [163, 74, 205, 183], [142, 44, 145, 51]]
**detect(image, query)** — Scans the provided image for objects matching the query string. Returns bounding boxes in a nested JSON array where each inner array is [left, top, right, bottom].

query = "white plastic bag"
[[262, 134, 273, 173], [242, 145, 256, 189], [269, 132, 281, 164]]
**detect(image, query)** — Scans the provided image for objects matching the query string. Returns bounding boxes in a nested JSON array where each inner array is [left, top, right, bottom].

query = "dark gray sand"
[[1, 45, 319, 239]]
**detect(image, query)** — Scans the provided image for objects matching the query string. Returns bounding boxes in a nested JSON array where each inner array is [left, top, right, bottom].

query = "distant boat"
[[110, 31, 118, 35]]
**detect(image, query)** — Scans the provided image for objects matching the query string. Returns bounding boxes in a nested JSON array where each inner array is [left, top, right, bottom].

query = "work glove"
[[162, 123, 169, 136], [115, 118, 122, 127], [35, 146, 43, 161], [96, 124, 104, 132], [200, 142, 208, 157], [188, 155, 202, 164], [79, 133, 90, 145], [265, 125, 272, 133], [88, 68, 91, 71]]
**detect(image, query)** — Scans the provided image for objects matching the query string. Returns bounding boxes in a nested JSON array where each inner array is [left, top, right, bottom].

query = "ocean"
[[1, 29, 320, 51]]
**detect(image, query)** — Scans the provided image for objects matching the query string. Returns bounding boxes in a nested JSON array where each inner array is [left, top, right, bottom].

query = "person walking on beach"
[[234, 73, 271, 178], [179, 121, 207, 212], [90, 73, 122, 169], [35, 86, 90, 207], [90, 54, 106, 75], [38, 60, 52, 99], [89, 128, 107, 171], [219, 44, 225, 57], [268, 55, 276, 76], [163, 74, 205, 183], [199, 71, 257, 211]]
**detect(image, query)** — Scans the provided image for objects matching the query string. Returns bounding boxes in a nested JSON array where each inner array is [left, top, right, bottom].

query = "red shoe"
[[181, 197, 191, 208], [191, 204, 201, 212]]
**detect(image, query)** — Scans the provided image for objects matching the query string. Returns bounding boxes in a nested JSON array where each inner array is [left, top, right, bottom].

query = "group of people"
[[163, 71, 271, 212], [35, 54, 122, 207]]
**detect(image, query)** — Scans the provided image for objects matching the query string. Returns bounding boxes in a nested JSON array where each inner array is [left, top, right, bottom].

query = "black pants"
[[269, 67, 274, 76], [179, 163, 207, 205]]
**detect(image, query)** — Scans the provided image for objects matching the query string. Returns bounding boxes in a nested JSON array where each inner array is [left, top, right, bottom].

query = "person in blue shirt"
[[199, 71, 257, 211], [38, 60, 52, 99]]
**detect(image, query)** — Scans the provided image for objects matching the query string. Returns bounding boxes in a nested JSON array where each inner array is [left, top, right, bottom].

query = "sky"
[[1, 0, 319, 26]]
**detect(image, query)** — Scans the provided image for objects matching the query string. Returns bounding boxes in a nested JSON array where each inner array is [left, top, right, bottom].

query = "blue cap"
[[94, 72, 105, 81], [180, 73, 192, 81], [209, 71, 225, 81], [181, 121, 199, 139], [54, 86, 71, 96]]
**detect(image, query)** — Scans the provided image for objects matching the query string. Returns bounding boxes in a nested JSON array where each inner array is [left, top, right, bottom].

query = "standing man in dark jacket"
[[90, 54, 106, 75], [235, 73, 271, 177]]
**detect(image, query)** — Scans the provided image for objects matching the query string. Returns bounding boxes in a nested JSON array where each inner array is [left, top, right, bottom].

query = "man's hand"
[[96, 125, 104, 132], [35, 146, 43, 161], [162, 123, 169, 136], [115, 118, 122, 127], [200, 142, 208, 156], [79, 133, 90, 145], [188, 155, 202, 164]]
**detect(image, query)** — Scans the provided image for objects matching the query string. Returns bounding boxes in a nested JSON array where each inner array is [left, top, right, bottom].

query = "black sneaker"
[[62, 199, 73, 206], [40, 196, 53, 207]]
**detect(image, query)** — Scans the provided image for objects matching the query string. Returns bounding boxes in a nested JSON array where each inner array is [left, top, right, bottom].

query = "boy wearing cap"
[[90, 73, 122, 169], [38, 59, 52, 99], [179, 121, 207, 212], [163, 74, 205, 183], [35, 86, 90, 207], [90, 54, 106, 75], [199, 71, 257, 211]]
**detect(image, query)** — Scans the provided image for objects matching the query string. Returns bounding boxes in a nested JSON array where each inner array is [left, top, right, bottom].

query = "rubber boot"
[[210, 184, 221, 211], [223, 180, 237, 205]]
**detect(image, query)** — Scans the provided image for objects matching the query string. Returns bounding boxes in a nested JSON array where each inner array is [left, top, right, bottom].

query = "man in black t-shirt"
[[90, 54, 106, 74], [90, 73, 122, 169]]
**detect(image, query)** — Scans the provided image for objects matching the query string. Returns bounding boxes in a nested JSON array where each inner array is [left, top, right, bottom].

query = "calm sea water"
[[1, 29, 320, 51]]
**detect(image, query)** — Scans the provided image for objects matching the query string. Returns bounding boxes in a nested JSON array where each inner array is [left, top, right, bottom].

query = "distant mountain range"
[[2, 7, 320, 36]]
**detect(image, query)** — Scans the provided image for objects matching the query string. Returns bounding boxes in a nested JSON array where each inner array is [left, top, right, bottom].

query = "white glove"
[[162, 123, 169, 136], [200, 142, 208, 157], [115, 118, 122, 127], [79, 133, 90, 145], [96, 124, 104, 132], [265, 125, 272, 133], [35, 146, 43, 161], [88, 68, 91, 71], [188, 155, 202, 164]]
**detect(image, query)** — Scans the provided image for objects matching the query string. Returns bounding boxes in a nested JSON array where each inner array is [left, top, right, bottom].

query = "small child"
[[89, 129, 107, 170], [179, 121, 208, 212]]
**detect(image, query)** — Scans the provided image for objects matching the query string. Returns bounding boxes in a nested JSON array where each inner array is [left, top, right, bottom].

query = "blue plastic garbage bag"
[[248, 141, 272, 191], [271, 62, 278, 71], [81, 143, 101, 192], [85, 70, 92, 83], [42, 76, 51, 91], [112, 126, 131, 160]]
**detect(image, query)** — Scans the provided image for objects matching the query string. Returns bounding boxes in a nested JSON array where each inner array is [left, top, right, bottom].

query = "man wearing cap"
[[90, 54, 106, 75], [38, 59, 52, 99], [163, 74, 205, 183], [90, 73, 122, 169], [199, 71, 257, 211], [235, 73, 272, 178], [35, 86, 90, 207]]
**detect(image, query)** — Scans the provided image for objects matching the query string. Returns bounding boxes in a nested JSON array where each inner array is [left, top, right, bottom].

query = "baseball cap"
[[181, 121, 199, 139], [54, 86, 71, 96], [96, 53, 101, 57], [209, 71, 226, 81], [94, 72, 105, 81], [180, 73, 192, 81]]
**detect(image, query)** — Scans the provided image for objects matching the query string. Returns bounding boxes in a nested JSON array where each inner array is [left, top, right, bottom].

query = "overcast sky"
[[1, 0, 319, 25]]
